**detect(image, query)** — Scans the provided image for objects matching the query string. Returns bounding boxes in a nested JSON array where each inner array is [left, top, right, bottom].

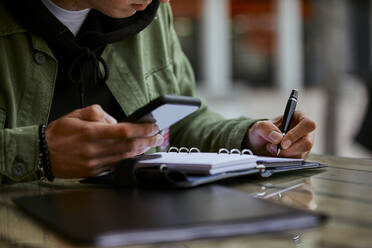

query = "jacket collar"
[[0, 2, 55, 59]]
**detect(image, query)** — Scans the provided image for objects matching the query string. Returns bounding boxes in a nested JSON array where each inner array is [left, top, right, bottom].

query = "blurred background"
[[169, 0, 372, 158]]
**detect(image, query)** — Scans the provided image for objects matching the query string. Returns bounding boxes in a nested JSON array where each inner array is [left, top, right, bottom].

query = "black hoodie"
[[4, 0, 160, 122]]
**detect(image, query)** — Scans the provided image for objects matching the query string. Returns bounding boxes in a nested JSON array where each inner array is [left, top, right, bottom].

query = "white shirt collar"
[[41, 0, 91, 36]]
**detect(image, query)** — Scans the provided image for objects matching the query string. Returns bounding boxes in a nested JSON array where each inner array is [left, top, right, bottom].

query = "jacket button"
[[34, 52, 46, 65], [12, 162, 26, 177]]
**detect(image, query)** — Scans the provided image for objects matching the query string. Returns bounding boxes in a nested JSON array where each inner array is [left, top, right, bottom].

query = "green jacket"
[[0, 3, 257, 184]]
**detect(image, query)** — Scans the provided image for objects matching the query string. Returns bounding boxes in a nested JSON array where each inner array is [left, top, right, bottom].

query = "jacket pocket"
[[0, 109, 5, 129], [144, 63, 180, 100]]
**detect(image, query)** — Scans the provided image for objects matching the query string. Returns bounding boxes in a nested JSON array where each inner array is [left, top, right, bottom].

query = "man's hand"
[[46, 105, 164, 179], [246, 111, 316, 159]]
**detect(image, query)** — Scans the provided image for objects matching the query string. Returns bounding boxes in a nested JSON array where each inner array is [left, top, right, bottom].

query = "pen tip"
[[276, 148, 281, 156]]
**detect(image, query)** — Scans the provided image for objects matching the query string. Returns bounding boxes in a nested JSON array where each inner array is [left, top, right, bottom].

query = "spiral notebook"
[[136, 147, 307, 175], [82, 147, 326, 188]]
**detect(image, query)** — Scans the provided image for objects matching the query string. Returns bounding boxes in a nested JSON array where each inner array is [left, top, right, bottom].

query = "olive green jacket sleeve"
[[165, 5, 258, 152], [0, 31, 49, 184], [0, 6, 56, 184], [0, 126, 40, 184]]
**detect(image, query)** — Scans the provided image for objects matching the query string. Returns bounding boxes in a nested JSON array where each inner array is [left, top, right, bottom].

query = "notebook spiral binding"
[[167, 147, 253, 155]]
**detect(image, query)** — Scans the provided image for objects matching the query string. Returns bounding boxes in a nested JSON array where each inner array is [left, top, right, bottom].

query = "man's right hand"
[[45, 105, 164, 179]]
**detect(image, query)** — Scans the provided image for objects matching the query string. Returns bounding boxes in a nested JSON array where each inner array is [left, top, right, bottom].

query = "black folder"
[[14, 186, 326, 247], [82, 156, 326, 188]]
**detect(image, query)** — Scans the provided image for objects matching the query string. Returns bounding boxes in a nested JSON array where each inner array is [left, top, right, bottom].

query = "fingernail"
[[282, 140, 292, 149], [104, 114, 117, 124], [269, 131, 282, 143], [151, 125, 160, 136], [154, 134, 164, 147]]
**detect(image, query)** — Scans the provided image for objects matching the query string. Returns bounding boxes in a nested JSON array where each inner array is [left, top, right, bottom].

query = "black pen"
[[277, 89, 298, 156]]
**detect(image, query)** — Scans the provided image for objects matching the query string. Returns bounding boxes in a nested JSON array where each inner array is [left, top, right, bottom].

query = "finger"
[[279, 134, 314, 158], [117, 134, 164, 154], [84, 135, 164, 175], [89, 122, 160, 140], [89, 134, 164, 158], [69, 105, 117, 124], [266, 143, 279, 156], [79, 150, 145, 178], [88, 151, 145, 177], [303, 151, 310, 159], [87, 162, 117, 178], [252, 121, 283, 144], [281, 114, 316, 150]]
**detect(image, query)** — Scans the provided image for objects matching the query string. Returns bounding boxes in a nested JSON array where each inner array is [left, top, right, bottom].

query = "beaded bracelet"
[[37, 124, 54, 182]]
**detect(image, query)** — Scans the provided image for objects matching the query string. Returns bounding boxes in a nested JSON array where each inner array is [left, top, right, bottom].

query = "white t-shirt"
[[41, 0, 90, 36]]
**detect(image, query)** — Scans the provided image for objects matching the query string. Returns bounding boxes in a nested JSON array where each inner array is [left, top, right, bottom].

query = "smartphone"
[[122, 95, 201, 130]]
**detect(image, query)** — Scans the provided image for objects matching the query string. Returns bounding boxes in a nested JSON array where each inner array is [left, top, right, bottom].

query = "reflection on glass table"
[[251, 178, 316, 210], [250, 178, 316, 247]]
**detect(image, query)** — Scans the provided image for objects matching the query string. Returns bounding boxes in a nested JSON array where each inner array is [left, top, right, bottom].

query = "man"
[[0, 0, 316, 184]]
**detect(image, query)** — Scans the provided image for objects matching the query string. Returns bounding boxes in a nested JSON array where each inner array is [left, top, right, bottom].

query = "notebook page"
[[136, 153, 304, 175], [209, 157, 303, 174], [137, 152, 258, 170]]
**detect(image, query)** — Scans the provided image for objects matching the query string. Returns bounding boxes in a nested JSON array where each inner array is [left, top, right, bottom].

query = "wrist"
[[244, 123, 258, 151], [37, 124, 54, 182]]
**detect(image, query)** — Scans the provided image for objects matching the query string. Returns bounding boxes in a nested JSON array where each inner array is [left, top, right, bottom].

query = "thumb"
[[68, 104, 117, 124]]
